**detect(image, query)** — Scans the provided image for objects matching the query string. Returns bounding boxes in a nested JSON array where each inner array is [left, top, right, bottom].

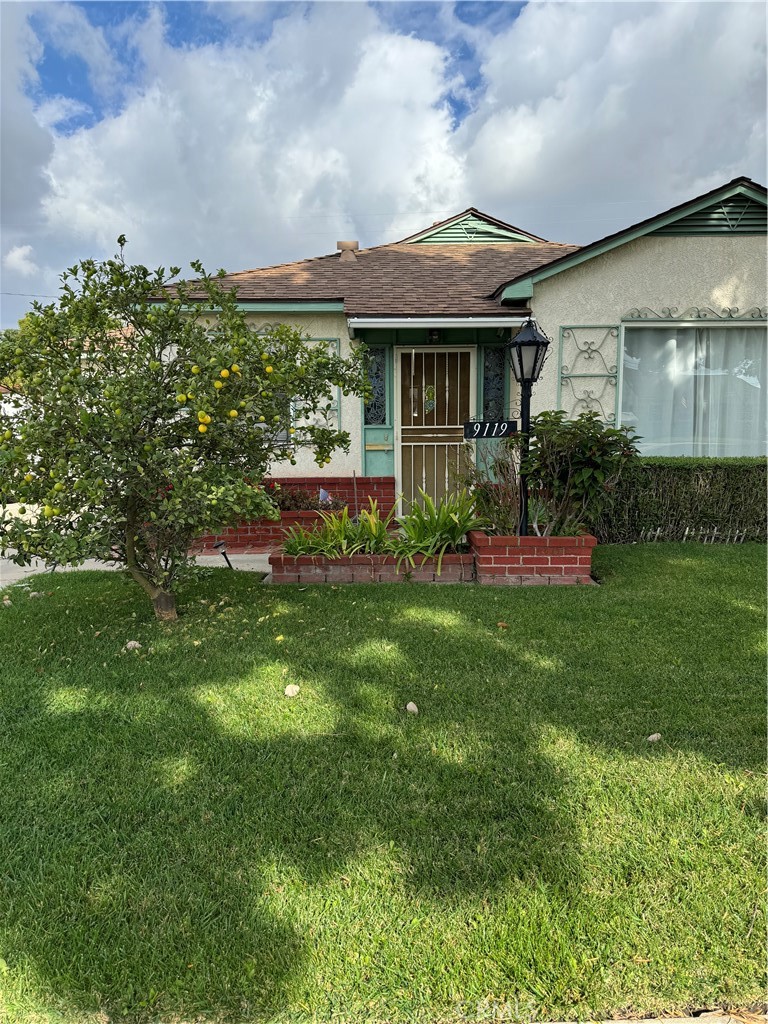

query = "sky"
[[1, 0, 766, 328]]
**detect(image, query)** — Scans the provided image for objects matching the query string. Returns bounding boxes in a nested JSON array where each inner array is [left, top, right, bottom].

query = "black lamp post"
[[506, 318, 550, 536]]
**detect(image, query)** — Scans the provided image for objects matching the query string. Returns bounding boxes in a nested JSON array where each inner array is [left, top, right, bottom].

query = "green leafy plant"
[[0, 243, 368, 619], [282, 500, 396, 557], [457, 412, 639, 537], [395, 488, 486, 571], [593, 456, 767, 542], [282, 490, 484, 574], [524, 411, 640, 536]]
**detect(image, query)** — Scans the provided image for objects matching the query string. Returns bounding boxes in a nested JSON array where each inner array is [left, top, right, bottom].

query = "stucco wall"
[[242, 312, 363, 479], [528, 234, 768, 418]]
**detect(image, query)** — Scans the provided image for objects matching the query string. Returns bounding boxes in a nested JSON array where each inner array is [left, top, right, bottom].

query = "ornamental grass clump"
[[282, 490, 485, 573]]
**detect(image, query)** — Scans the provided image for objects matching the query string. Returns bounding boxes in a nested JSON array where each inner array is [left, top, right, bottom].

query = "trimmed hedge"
[[594, 457, 767, 543]]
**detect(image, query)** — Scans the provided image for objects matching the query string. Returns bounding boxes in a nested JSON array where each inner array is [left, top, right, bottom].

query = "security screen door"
[[395, 348, 476, 508]]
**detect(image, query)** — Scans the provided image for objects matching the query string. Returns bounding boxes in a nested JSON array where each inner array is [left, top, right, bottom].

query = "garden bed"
[[269, 534, 596, 585]]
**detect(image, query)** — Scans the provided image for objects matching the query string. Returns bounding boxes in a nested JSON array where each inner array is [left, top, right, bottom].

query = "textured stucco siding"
[[242, 312, 363, 479], [528, 234, 768, 418]]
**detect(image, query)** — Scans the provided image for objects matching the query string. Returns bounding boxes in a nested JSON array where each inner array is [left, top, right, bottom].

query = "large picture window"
[[620, 324, 766, 456]]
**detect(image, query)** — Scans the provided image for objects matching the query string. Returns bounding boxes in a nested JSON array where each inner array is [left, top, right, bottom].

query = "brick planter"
[[468, 531, 596, 585], [192, 476, 397, 553], [194, 511, 324, 554], [269, 552, 475, 585]]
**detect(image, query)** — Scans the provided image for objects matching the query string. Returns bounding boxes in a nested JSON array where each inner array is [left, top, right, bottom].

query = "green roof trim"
[[403, 209, 542, 245], [501, 280, 534, 301], [500, 178, 767, 304], [233, 302, 345, 312]]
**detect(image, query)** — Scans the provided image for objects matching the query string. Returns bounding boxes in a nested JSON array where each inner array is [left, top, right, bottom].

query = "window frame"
[[617, 319, 767, 456]]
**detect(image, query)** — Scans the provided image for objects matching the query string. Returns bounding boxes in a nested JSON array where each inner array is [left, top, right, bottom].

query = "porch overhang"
[[347, 315, 529, 339]]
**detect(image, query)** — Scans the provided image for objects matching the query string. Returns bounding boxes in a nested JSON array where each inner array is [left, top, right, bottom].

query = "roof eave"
[[498, 177, 767, 303]]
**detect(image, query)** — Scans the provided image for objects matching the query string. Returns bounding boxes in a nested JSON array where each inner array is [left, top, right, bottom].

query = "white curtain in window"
[[621, 325, 767, 456]]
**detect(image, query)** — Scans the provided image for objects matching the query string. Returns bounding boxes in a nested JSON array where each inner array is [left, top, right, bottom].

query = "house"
[[188, 176, 767, 512]]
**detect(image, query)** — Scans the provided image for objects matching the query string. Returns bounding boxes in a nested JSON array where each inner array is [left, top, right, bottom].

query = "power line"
[[1, 291, 59, 298]]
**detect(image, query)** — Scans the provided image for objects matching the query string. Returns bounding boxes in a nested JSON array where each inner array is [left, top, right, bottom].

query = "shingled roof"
[[185, 209, 578, 318]]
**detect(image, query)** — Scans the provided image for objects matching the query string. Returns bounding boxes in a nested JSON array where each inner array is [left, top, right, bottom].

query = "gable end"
[[400, 208, 547, 245], [651, 196, 767, 236]]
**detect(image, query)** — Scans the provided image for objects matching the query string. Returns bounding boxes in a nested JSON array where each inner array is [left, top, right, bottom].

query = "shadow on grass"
[[0, 545, 764, 1021], [1, 587, 582, 1021]]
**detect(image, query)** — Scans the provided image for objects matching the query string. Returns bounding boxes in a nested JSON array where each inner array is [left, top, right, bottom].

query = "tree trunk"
[[152, 590, 178, 621]]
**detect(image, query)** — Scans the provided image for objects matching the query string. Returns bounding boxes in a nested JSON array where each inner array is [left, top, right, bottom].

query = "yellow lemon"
[[24, 473, 33, 483], [198, 424, 208, 433], [265, 366, 273, 373], [53, 482, 65, 492], [258, 415, 266, 422], [229, 409, 238, 418], [231, 364, 240, 374], [3, 429, 11, 440], [191, 365, 201, 374], [204, 414, 212, 424], [198, 411, 207, 422], [43, 505, 54, 518], [220, 369, 230, 378], [261, 352, 269, 361], [214, 380, 224, 390], [289, 427, 295, 435], [176, 394, 187, 403], [324, 457, 331, 464]]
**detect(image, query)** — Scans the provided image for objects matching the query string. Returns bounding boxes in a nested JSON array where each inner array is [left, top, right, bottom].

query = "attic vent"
[[652, 197, 767, 235], [409, 212, 536, 245], [337, 240, 359, 262]]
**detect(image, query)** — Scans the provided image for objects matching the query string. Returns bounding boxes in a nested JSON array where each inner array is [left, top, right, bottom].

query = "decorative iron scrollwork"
[[482, 346, 506, 420], [364, 347, 387, 425], [559, 326, 619, 422], [560, 377, 617, 422], [623, 306, 767, 321]]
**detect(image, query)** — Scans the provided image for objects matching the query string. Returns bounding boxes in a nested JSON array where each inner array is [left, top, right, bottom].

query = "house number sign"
[[463, 420, 518, 440]]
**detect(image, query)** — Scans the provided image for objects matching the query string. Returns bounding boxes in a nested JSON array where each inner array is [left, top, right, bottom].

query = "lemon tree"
[[0, 244, 367, 620]]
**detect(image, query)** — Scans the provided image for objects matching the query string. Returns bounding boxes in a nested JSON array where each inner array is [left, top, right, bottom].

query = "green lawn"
[[0, 545, 765, 1024]]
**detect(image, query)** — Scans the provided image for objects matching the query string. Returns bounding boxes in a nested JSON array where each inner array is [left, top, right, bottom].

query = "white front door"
[[395, 347, 477, 508]]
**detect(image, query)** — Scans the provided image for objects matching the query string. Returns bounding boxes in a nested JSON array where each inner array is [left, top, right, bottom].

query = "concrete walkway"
[[0, 553, 272, 588]]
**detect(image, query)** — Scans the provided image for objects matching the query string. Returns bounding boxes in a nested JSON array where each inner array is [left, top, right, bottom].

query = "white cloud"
[[32, 1, 121, 101], [3, 244, 39, 277], [0, 0, 765, 329], [34, 95, 92, 130], [461, 1, 767, 239]]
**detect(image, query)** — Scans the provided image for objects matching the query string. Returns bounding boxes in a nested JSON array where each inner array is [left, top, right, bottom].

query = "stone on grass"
[[123, 640, 142, 652], [406, 702, 419, 715], [647, 733, 661, 743], [284, 684, 300, 698]]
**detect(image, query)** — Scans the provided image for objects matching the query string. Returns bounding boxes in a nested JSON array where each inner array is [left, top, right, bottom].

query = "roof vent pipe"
[[337, 240, 359, 261]]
